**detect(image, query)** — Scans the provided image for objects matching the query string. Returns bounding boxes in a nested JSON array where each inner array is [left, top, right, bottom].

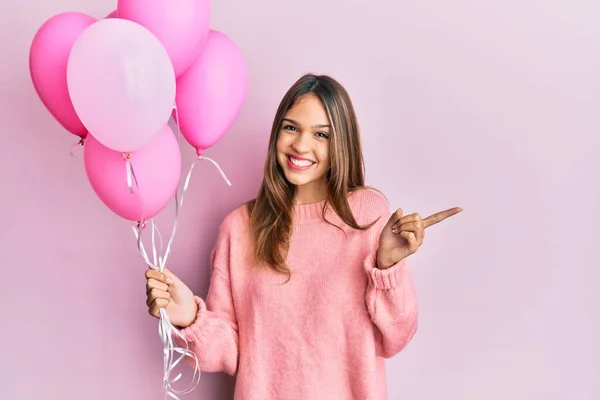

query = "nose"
[[291, 131, 311, 154]]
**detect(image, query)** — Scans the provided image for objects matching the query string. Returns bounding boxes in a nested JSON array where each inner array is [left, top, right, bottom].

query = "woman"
[[145, 74, 461, 399]]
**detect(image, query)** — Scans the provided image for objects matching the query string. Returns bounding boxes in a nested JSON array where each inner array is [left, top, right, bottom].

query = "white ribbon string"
[[132, 226, 201, 400], [151, 219, 164, 266], [198, 155, 232, 187], [125, 155, 201, 400], [125, 157, 134, 195], [121, 104, 233, 399]]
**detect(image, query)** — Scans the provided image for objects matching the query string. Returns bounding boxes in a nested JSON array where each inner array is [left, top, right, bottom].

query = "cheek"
[[276, 134, 290, 152], [317, 145, 330, 167]]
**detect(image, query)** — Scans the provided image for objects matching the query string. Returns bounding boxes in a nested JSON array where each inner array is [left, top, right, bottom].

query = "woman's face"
[[276, 94, 331, 202]]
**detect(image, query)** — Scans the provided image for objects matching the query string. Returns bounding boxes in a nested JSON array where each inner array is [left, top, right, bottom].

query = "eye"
[[282, 124, 297, 132], [315, 132, 330, 139]]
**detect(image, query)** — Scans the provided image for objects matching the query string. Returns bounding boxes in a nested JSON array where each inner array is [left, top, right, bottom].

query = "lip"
[[286, 154, 315, 171], [287, 153, 315, 162]]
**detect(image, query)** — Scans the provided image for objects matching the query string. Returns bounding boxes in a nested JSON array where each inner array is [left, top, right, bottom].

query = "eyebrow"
[[283, 118, 331, 129]]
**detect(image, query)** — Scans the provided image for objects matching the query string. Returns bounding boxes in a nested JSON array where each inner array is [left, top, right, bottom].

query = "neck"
[[293, 179, 328, 205]]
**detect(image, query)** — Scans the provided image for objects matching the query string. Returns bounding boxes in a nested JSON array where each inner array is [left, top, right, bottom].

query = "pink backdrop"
[[2, 0, 598, 399]]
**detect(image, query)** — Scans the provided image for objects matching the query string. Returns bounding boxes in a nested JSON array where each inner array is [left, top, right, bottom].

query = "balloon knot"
[[122, 152, 132, 160], [137, 221, 146, 229]]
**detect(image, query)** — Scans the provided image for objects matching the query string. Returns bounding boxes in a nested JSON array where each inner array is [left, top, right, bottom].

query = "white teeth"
[[289, 157, 314, 167]]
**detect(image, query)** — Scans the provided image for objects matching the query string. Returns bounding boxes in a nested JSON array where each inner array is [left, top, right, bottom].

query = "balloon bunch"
[[29, 2, 247, 398]]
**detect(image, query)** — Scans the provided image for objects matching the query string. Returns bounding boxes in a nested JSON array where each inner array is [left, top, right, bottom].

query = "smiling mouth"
[[287, 155, 315, 170]]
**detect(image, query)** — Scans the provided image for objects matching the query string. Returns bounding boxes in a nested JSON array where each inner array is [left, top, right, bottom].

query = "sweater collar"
[[292, 199, 341, 225]]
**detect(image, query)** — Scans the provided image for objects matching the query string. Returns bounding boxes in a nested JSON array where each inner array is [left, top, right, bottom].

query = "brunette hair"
[[247, 73, 375, 278]]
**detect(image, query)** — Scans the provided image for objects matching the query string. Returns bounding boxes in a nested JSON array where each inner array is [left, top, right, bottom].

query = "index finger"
[[145, 269, 169, 284], [423, 207, 463, 228]]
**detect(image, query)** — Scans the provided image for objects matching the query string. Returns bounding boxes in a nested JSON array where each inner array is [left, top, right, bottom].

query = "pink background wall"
[[2, 0, 598, 399]]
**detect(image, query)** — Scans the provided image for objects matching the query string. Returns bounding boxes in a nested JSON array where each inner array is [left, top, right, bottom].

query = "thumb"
[[161, 268, 181, 284], [385, 208, 404, 229]]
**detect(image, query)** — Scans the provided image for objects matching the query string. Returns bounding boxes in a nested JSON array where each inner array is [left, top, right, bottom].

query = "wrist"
[[179, 299, 199, 329], [376, 252, 396, 270]]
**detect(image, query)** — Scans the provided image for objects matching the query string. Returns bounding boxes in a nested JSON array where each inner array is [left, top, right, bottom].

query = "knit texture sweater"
[[180, 189, 419, 400]]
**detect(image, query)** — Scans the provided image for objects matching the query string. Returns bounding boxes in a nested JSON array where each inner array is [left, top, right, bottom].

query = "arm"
[[177, 221, 239, 375], [365, 254, 418, 358], [363, 196, 419, 359]]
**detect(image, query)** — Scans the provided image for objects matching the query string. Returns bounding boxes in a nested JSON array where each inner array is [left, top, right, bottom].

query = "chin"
[[285, 174, 311, 187]]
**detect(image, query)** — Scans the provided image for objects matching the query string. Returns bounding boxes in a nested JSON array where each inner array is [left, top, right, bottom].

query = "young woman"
[[145, 74, 461, 399]]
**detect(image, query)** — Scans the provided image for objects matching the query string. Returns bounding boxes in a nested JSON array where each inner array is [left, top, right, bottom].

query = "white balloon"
[[67, 18, 176, 152]]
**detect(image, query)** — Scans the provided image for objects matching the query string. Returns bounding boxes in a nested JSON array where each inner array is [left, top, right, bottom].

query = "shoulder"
[[348, 187, 391, 216], [217, 201, 251, 238]]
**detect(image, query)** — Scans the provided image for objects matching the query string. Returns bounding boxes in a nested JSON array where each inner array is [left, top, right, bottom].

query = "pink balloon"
[[175, 30, 248, 155], [117, 0, 210, 77], [67, 18, 176, 152], [83, 125, 181, 222], [29, 12, 96, 138], [105, 10, 118, 18]]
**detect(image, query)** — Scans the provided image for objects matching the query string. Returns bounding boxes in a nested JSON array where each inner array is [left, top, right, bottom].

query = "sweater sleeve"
[[176, 219, 239, 376], [363, 193, 419, 359]]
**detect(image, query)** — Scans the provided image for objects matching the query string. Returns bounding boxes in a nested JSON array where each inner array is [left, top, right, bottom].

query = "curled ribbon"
[[133, 225, 201, 400], [124, 104, 231, 399], [130, 191, 201, 398]]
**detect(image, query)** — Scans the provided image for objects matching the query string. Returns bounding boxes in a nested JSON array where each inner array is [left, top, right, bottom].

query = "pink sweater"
[[180, 189, 419, 399]]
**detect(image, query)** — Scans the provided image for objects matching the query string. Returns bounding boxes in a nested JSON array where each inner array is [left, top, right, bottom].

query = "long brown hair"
[[247, 73, 375, 278]]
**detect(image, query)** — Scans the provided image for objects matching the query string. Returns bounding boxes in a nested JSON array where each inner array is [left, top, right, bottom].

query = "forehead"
[[284, 94, 330, 126]]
